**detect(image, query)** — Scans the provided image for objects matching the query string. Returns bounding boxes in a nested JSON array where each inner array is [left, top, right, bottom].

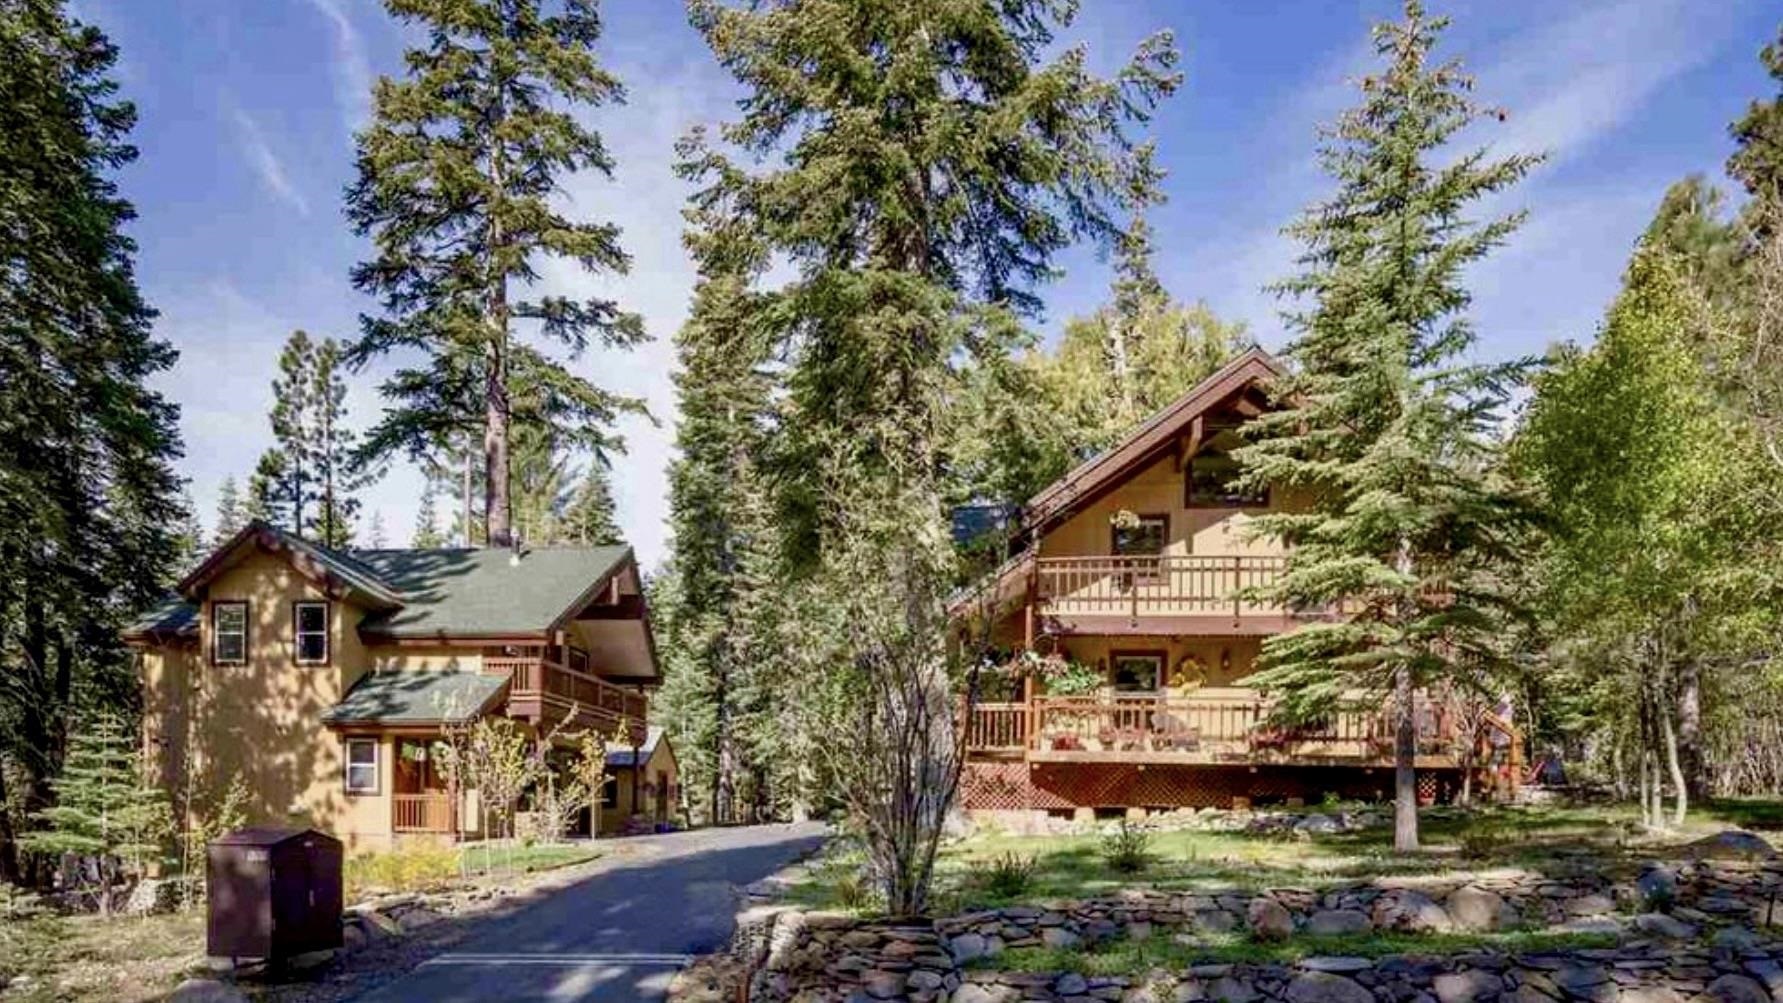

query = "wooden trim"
[[1108, 649, 1166, 692], [343, 736, 380, 796], [359, 630, 551, 646], [1109, 512, 1169, 557], [547, 549, 633, 635], [211, 600, 248, 667], [292, 599, 330, 666]]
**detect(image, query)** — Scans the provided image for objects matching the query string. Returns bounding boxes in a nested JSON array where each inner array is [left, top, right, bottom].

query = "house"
[[953, 348, 1514, 819], [599, 726, 679, 834], [124, 521, 660, 850]]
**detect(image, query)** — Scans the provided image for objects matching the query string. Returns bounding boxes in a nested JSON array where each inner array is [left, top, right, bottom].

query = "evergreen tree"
[[509, 423, 573, 545], [562, 462, 622, 547], [212, 475, 246, 545], [1232, 1, 1539, 852], [1640, 176, 1741, 313], [309, 337, 371, 547], [345, 0, 648, 549], [365, 510, 388, 549], [684, 0, 1177, 912], [172, 491, 204, 570], [1729, 26, 1783, 210], [249, 447, 295, 532], [266, 330, 318, 536], [411, 485, 446, 548], [19, 713, 171, 914], [0, 0, 185, 883]]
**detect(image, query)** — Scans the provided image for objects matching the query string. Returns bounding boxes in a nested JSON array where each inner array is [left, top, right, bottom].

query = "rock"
[[1042, 926, 1082, 950], [1631, 912, 1695, 939], [1300, 957, 1372, 974], [358, 909, 402, 937], [1371, 889, 1453, 933], [397, 906, 444, 932], [1704, 974, 1771, 1003], [1557, 916, 1624, 935], [168, 979, 247, 1003], [1283, 972, 1372, 1003], [1295, 814, 1343, 835], [1209, 976, 1258, 1003], [864, 972, 908, 999], [1245, 898, 1293, 942], [342, 923, 368, 951], [1126, 921, 1153, 942], [1172, 981, 1207, 1003], [952, 985, 1000, 1003], [123, 876, 187, 915], [1056, 974, 1089, 997], [1305, 909, 1372, 936], [1713, 926, 1761, 950], [1619, 989, 1685, 1003], [909, 970, 946, 992], [1445, 886, 1506, 932], [1635, 865, 1678, 905], [1432, 970, 1501, 1003], [1563, 893, 1614, 917], [949, 933, 988, 964], [1195, 910, 1239, 933], [1688, 830, 1777, 861]]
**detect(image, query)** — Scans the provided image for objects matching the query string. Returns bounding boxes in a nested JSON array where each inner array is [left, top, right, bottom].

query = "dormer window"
[[212, 601, 247, 666], [294, 601, 329, 664], [1187, 450, 1268, 508]]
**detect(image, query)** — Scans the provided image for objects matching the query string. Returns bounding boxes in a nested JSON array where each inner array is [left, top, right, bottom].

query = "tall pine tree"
[[1233, 0, 1539, 852], [0, 0, 185, 882], [212, 475, 246, 546], [346, 0, 647, 548], [562, 462, 622, 547]]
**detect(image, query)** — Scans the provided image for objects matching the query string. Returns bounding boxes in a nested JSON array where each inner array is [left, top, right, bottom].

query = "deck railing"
[[393, 792, 454, 833], [962, 689, 1456, 761], [1034, 555, 1298, 619], [488, 656, 649, 724]]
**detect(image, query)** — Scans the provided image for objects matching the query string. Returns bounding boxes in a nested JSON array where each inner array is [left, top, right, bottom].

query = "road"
[[349, 822, 826, 1003]]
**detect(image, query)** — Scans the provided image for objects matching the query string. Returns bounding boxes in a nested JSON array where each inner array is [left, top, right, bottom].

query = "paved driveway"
[[349, 822, 826, 1003]]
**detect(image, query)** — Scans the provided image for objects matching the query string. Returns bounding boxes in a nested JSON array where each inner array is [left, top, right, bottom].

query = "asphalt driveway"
[[348, 822, 826, 1003]]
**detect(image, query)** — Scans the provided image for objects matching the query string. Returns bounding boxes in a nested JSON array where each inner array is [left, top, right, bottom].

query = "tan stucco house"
[[599, 726, 679, 835], [124, 521, 660, 850]]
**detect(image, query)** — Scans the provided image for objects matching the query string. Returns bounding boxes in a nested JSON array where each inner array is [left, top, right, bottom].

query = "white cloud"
[[227, 103, 310, 216], [303, 0, 373, 136]]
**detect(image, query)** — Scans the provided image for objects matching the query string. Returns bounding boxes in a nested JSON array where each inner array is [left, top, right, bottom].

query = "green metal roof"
[[353, 545, 630, 637], [321, 671, 509, 725]]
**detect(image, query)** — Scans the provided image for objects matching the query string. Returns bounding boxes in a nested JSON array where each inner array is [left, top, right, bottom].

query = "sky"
[[82, 0, 1778, 571]]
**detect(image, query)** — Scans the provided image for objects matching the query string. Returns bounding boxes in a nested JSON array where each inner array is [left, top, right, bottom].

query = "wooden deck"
[[1030, 555, 1344, 633], [488, 655, 649, 743], [964, 688, 1465, 769]]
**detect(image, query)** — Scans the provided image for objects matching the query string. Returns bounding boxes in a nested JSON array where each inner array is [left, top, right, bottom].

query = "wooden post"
[[1232, 555, 1243, 619]]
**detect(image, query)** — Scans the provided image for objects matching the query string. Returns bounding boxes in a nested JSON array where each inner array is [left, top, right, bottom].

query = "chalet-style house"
[[955, 348, 1508, 818], [124, 521, 663, 850]]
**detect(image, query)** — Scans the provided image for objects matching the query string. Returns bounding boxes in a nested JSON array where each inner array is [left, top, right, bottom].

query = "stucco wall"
[[1039, 451, 1292, 562]]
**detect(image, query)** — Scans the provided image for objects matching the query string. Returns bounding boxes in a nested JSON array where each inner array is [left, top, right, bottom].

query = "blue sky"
[[83, 0, 1777, 570]]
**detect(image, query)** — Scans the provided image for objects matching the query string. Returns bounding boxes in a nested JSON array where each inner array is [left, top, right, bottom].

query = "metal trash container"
[[207, 827, 343, 963]]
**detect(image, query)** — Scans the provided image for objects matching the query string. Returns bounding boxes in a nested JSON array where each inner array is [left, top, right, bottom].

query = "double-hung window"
[[294, 601, 329, 664], [212, 601, 248, 665], [345, 739, 378, 794]]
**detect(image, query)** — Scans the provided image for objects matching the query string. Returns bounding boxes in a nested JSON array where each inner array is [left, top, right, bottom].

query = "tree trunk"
[[1676, 658, 1702, 798], [461, 436, 475, 547], [1393, 660, 1419, 852], [0, 765, 20, 885], [1661, 701, 1688, 826], [713, 655, 736, 825], [484, 334, 512, 548]]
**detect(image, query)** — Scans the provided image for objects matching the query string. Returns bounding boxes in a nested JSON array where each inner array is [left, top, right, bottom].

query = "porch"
[[964, 688, 1488, 770], [487, 651, 649, 745]]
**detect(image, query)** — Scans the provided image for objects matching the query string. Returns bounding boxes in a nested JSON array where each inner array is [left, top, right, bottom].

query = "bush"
[[1458, 817, 1512, 860], [346, 843, 460, 896], [982, 852, 1037, 898], [1101, 821, 1152, 874]]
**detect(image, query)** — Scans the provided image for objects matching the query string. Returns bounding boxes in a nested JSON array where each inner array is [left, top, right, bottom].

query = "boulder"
[[948, 933, 988, 964], [1688, 830, 1777, 861], [1300, 957, 1371, 974], [1041, 926, 1081, 950], [1304, 909, 1372, 936], [864, 972, 908, 1000], [168, 979, 247, 1003], [1714, 926, 1762, 950], [1445, 886, 1506, 932], [1283, 972, 1372, 1003], [1055, 973, 1089, 997], [1635, 865, 1678, 905], [1295, 814, 1343, 835], [1563, 893, 1614, 917], [1631, 912, 1696, 940], [1619, 989, 1686, 1003], [1705, 974, 1771, 1003], [1371, 889, 1452, 933], [1245, 898, 1293, 942], [397, 906, 444, 932], [1432, 970, 1501, 1003]]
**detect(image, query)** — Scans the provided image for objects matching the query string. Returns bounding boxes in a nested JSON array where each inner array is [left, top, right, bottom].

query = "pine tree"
[[345, 0, 648, 549], [1730, 27, 1783, 211], [1232, 0, 1539, 852], [20, 713, 171, 914], [309, 337, 371, 547], [1640, 176, 1741, 313], [411, 485, 446, 548], [684, 0, 1178, 913], [365, 510, 388, 549], [509, 423, 573, 545], [267, 330, 317, 536], [212, 475, 246, 545], [249, 447, 295, 532], [0, 0, 185, 883], [562, 462, 622, 546]]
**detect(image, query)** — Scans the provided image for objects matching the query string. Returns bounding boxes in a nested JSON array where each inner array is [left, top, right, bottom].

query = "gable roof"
[[322, 670, 508, 726], [1020, 346, 1285, 534], [354, 545, 632, 639], [605, 725, 667, 768], [133, 519, 638, 645]]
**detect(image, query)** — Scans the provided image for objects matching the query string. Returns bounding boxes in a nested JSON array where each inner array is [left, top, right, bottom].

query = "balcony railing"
[[393, 792, 454, 833], [1035, 554, 1296, 620], [488, 656, 649, 733], [964, 689, 1459, 762]]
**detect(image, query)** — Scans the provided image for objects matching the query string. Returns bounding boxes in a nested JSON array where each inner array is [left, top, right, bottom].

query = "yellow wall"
[[1052, 635, 1262, 691], [598, 741, 679, 834], [1040, 449, 1290, 562]]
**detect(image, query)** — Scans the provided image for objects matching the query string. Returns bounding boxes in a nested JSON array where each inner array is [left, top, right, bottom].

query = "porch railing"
[[393, 792, 454, 833], [1034, 555, 1297, 619], [488, 656, 650, 723]]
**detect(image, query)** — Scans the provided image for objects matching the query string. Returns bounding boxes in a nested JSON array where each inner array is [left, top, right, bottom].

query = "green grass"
[[0, 909, 204, 1003], [973, 930, 1622, 976], [791, 801, 1767, 916], [346, 840, 600, 898], [456, 841, 600, 875]]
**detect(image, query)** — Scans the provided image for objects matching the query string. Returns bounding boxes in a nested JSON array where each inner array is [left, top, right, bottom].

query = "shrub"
[[346, 843, 460, 897], [982, 852, 1037, 898], [1101, 821, 1152, 874], [1458, 817, 1512, 860]]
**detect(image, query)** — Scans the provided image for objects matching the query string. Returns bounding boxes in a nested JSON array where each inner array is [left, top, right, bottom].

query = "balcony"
[[964, 689, 1466, 768], [1032, 554, 1332, 633], [487, 655, 649, 742]]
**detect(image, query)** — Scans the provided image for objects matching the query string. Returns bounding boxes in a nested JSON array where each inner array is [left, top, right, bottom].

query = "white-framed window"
[[212, 601, 248, 665], [294, 601, 329, 664], [345, 738, 379, 794]]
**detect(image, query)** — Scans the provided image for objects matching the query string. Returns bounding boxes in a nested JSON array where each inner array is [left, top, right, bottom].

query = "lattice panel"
[[961, 760, 1459, 811]]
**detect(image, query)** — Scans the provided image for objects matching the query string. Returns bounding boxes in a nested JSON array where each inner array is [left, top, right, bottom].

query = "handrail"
[[489, 656, 650, 725], [392, 792, 453, 833], [1033, 554, 1295, 619]]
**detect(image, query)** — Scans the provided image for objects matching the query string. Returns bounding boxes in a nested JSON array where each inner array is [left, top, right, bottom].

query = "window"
[[345, 739, 378, 794], [1111, 653, 1163, 692], [1187, 451, 1268, 508], [1110, 514, 1168, 556], [567, 646, 590, 673], [212, 601, 247, 665], [294, 601, 329, 664], [600, 774, 619, 808]]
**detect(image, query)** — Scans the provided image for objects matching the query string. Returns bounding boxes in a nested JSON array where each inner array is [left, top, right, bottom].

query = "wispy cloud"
[[227, 104, 310, 216], [304, 0, 373, 136]]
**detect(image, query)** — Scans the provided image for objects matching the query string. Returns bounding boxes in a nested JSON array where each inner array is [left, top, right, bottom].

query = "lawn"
[[792, 802, 1752, 916], [346, 839, 599, 897]]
